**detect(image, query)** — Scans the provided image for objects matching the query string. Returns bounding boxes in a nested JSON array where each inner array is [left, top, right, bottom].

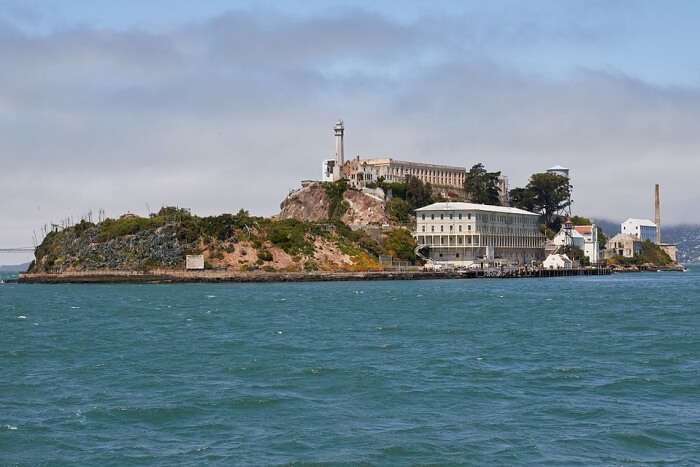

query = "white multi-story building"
[[413, 202, 545, 266], [552, 224, 600, 263], [621, 218, 657, 243]]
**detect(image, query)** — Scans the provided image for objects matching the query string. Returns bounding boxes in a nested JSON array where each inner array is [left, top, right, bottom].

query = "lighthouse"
[[332, 120, 344, 181]]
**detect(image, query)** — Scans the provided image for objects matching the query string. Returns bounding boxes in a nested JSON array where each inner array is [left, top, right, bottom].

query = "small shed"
[[186, 254, 205, 270], [543, 253, 573, 270]]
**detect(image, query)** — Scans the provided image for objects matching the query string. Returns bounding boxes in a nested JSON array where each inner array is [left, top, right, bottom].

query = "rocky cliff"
[[279, 182, 393, 228]]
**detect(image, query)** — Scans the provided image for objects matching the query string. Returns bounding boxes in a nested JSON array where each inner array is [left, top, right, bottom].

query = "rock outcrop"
[[279, 182, 393, 228]]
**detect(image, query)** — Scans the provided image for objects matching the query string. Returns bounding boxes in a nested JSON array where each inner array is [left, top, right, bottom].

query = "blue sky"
[[2, 1, 700, 263], [6, 0, 700, 87]]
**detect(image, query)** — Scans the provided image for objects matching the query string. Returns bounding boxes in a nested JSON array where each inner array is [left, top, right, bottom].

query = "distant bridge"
[[0, 247, 34, 253]]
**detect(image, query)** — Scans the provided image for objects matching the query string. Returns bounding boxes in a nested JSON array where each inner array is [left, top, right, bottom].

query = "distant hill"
[[659, 225, 700, 263], [0, 262, 30, 272], [592, 218, 700, 264]]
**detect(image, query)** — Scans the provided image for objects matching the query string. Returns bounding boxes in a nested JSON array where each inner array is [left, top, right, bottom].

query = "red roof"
[[574, 225, 593, 234]]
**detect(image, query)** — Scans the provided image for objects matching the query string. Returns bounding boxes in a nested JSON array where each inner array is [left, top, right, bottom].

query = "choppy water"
[[1, 267, 699, 465]]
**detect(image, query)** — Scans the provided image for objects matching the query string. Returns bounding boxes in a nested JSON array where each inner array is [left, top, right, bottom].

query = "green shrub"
[[257, 249, 273, 261], [323, 180, 350, 219], [384, 228, 417, 262], [266, 219, 315, 255], [263, 265, 275, 272], [97, 216, 159, 242]]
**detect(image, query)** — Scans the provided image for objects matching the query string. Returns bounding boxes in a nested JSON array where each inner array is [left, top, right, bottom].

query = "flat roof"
[[415, 202, 539, 216], [623, 218, 656, 227], [361, 158, 466, 171]]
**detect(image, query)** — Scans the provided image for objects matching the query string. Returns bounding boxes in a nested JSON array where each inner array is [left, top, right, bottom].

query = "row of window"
[[421, 213, 472, 221], [422, 224, 472, 232], [420, 212, 537, 225]]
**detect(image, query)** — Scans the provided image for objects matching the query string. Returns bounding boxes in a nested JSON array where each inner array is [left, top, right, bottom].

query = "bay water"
[[2, 267, 699, 464]]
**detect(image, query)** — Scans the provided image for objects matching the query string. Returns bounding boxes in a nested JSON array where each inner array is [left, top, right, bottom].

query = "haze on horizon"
[[2, 0, 700, 264]]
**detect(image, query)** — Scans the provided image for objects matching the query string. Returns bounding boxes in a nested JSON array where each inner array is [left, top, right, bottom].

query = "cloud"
[[1, 6, 699, 258]]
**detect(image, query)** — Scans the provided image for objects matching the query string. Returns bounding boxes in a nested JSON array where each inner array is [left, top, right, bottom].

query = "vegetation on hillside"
[[322, 179, 351, 220], [367, 177, 435, 223], [29, 204, 426, 273], [384, 228, 417, 262], [608, 240, 673, 267]]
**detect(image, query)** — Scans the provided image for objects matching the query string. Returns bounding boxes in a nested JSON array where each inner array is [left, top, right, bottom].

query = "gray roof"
[[414, 202, 539, 216]]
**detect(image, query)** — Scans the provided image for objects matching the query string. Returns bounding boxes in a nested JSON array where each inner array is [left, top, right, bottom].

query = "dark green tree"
[[464, 163, 502, 205], [405, 177, 433, 209], [510, 173, 571, 229], [527, 173, 571, 227], [508, 187, 537, 212]]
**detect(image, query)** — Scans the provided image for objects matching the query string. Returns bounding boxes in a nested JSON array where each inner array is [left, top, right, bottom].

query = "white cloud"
[[1, 7, 699, 261]]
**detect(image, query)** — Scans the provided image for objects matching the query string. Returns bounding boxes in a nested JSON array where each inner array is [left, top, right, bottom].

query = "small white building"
[[186, 255, 204, 270], [543, 253, 573, 269], [621, 218, 657, 243], [321, 159, 335, 182], [552, 224, 600, 263]]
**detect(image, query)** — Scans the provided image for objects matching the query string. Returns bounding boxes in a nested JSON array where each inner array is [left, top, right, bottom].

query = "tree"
[[509, 187, 537, 212], [405, 177, 433, 209], [384, 228, 417, 262], [464, 163, 502, 205], [527, 173, 571, 227], [510, 173, 571, 229], [387, 198, 411, 223]]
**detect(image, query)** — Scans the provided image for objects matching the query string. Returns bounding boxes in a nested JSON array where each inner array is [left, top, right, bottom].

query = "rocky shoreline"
[[609, 263, 687, 273]]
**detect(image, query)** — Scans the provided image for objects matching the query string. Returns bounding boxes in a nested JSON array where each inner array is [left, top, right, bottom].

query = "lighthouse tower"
[[332, 120, 345, 181]]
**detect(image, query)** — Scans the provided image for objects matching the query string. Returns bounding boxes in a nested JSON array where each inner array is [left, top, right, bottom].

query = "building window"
[[456, 253, 460, 258], [459, 213, 462, 220], [422, 214, 425, 220], [459, 225, 462, 232], [468, 213, 471, 220], [449, 214, 453, 220], [468, 225, 471, 231], [431, 214, 434, 220], [439, 253, 443, 257], [422, 225, 425, 232], [449, 225, 453, 231], [441, 225, 444, 232], [440, 214, 444, 220], [431, 226, 434, 232]]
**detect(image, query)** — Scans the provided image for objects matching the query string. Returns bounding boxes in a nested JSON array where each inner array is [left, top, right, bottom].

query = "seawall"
[[17, 268, 610, 284]]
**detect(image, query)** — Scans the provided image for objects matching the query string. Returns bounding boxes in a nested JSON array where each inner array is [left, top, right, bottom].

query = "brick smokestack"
[[655, 184, 661, 244]]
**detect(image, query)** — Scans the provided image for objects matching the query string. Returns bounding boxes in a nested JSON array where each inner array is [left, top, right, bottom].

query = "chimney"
[[655, 184, 661, 244]]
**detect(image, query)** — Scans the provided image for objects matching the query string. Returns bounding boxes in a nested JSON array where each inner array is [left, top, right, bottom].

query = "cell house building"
[[413, 202, 545, 266]]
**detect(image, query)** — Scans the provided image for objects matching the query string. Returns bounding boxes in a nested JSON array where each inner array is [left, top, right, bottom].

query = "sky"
[[2, 0, 700, 264]]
